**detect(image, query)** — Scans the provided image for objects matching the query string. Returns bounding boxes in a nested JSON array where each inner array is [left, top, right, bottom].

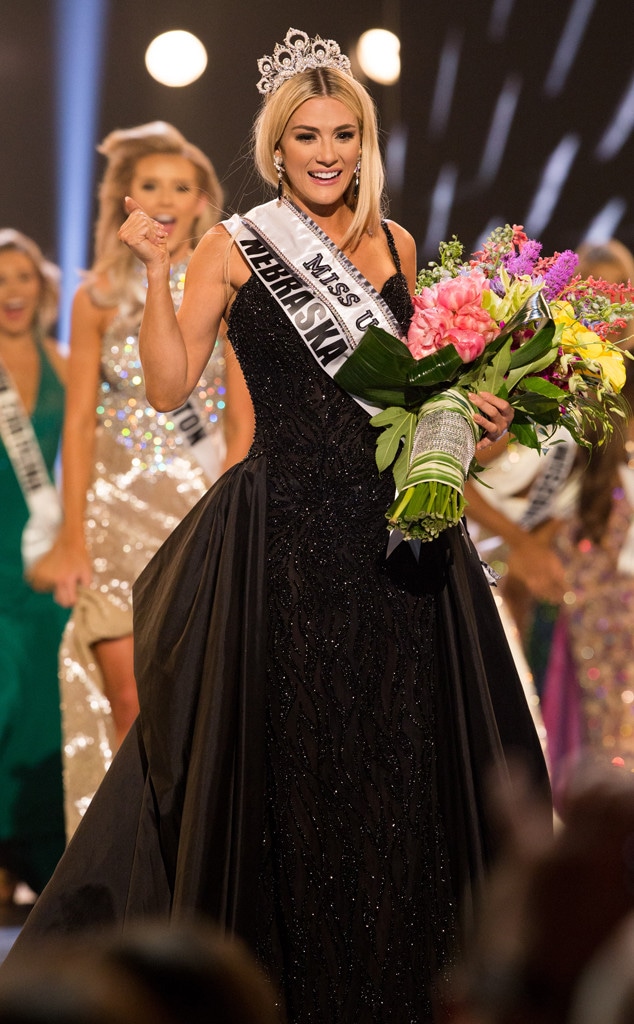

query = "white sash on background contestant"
[[0, 357, 62, 570]]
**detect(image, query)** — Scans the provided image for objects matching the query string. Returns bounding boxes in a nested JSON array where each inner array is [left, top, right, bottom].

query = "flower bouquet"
[[334, 225, 634, 542]]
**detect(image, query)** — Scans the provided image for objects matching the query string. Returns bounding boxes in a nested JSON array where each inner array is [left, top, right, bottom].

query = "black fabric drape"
[[5, 457, 268, 952]]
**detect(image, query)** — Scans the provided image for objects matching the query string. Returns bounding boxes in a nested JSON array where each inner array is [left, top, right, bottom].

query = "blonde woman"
[[31, 122, 254, 835], [0, 230, 68, 893], [13, 33, 546, 1021]]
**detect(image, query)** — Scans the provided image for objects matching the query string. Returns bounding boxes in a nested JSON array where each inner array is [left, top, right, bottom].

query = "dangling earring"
[[354, 154, 361, 198], [274, 153, 285, 201]]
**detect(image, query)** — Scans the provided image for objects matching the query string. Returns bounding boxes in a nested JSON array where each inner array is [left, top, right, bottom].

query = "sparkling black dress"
[[5, 228, 548, 1022]]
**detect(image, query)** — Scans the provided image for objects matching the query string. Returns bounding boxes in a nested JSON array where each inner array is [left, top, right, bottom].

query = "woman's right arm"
[[28, 286, 104, 605], [464, 478, 566, 604], [119, 199, 241, 412]]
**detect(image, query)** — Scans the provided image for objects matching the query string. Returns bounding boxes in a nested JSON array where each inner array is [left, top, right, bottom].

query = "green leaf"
[[407, 345, 464, 386], [508, 325, 558, 369], [334, 326, 418, 404], [520, 376, 567, 400], [478, 338, 512, 393], [510, 392, 561, 423], [506, 348, 560, 391], [392, 442, 412, 492], [510, 422, 542, 450], [370, 407, 416, 473]]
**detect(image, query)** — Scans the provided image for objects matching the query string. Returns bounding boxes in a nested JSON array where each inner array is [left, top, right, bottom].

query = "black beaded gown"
[[5, 228, 548, 1022]]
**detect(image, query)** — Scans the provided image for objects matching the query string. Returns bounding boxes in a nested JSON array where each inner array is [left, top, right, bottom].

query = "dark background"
[[2, 0, 633, 340]]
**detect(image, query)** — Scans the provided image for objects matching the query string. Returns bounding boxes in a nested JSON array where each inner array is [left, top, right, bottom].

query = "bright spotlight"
[[356, 29, 401, 85], [145, 30, 208, 87]]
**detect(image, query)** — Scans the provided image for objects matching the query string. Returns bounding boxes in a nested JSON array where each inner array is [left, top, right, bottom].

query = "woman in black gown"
[[6, 29, 549, 1023]]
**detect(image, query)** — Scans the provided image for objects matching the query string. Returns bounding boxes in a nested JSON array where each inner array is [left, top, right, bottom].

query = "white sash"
[[167, 392, 224, 482], [0, 358, 62, 570], [519, 429, 578, 530], [223, 199, 404, 416]]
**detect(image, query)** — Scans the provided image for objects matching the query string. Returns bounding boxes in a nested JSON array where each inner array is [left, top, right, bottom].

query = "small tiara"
[[256, 28, 352, 96]]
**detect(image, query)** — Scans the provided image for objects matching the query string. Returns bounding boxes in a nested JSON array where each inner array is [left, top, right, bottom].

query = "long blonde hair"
[[0, 228, 60, 333], [90, 121, 223, 307], [253, 67, 386, 251]]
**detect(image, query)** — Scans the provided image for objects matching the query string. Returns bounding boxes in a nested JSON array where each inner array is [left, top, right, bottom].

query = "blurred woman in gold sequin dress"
[[31, 123, 255, 836]]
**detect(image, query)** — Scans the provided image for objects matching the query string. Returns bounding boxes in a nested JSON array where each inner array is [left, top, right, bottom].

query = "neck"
[[286, 194, 353, 243], [168, 243, 193, 266], [0, 327, 36, 349]]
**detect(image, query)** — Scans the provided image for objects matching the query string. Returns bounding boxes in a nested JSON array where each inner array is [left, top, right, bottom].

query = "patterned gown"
[[61, 262, 227, 836], [6, 230, 548, 1022], [542, 465, 634, 793]]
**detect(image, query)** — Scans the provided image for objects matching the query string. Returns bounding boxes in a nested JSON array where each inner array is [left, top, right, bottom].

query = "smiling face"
[[277, 96, 360, 215], [128, 153, 207, 261], [0, 248, 42, 338]]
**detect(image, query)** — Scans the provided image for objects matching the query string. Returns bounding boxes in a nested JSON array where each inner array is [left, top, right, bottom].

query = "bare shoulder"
[[384, 220, 416, 260], [42, 337, 67, 385], [189, 223, 251, 294], [73, 278, 115, 326]]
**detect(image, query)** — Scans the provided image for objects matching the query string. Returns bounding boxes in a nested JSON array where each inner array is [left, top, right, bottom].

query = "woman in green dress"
[[0, 229, 68, 894]]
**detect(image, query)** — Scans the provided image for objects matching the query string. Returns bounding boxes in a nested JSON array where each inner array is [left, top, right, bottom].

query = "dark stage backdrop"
[[2, 0, 633, 339]]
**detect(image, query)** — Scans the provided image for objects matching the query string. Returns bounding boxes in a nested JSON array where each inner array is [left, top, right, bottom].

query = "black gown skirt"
[[6, 272, 549, 1023]]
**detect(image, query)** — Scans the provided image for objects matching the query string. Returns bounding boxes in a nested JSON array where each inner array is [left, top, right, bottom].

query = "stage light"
[[422, 163, 458, 258], [356, 30, 400, 86], [54, 0, 108, 349], [428, 27, 462, 137], [544, 0, 596, 97], [582, 198, 627, 244], [524, 134, 580, 237], [596, 72, 634, 161], [478, 74, 522, 184], [145, 30, 208, 87]]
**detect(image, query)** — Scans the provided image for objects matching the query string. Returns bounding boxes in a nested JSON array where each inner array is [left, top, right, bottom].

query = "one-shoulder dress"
[[6, 233, 549, 1022]]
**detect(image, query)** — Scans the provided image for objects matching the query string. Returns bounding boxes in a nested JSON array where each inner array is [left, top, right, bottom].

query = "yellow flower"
[[551, 301, 626, 392]]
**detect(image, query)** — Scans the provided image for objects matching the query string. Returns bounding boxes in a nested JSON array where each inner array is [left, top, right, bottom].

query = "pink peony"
[[407, 303, 454, 359], [406, 270, 499, 362]]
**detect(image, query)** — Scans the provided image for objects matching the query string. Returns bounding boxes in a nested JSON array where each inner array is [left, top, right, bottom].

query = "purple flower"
[[490, 274, 505, 297], [543, 250, 579, 301], [502, 239, 542, 278]]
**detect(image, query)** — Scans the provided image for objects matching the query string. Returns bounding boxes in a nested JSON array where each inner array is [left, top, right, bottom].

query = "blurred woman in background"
[[0, 229, 68, 893], [30, 122, 254, 837]]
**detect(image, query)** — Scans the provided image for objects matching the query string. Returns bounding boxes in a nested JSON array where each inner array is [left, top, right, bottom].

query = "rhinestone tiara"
[[256, 28, 352, 96]]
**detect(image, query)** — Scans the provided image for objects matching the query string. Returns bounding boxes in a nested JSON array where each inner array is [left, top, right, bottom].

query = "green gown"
[[0, 344, 69, 892]]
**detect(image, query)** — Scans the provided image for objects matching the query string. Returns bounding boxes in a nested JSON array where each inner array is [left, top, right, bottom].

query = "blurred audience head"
[[441, 762, 634, 1024], [0, 919, 282, 1024], [575, 238, 634, 287], [570, 912, 634, 1024]]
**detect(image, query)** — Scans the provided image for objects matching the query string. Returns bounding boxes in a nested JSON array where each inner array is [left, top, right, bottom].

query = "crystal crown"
[[256, 28, 352, 96]]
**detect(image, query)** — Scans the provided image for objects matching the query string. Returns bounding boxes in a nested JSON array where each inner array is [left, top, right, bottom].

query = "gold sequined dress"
[[61, 262, 227, 836]]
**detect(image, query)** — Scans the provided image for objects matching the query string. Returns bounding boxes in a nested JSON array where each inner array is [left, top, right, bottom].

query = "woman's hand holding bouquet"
[[335, 226, 634, 542]]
